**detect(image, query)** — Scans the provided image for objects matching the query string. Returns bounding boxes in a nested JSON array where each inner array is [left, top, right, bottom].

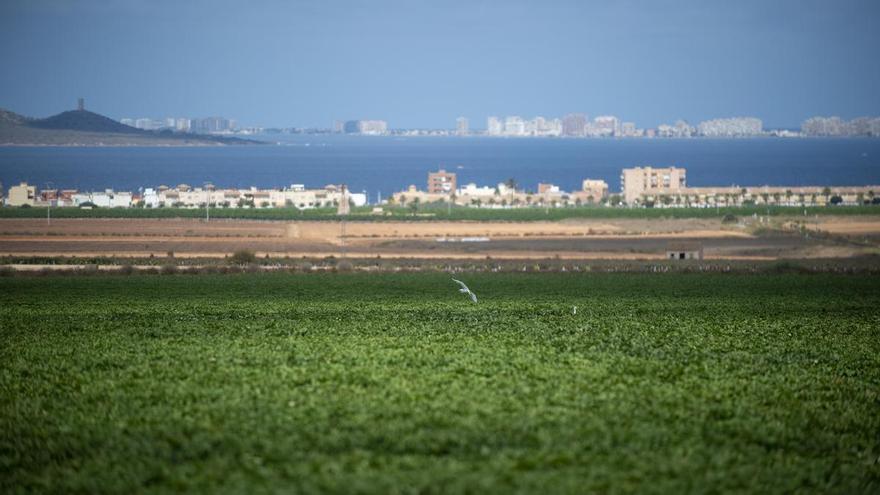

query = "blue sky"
[[1, 0, 878, 129]]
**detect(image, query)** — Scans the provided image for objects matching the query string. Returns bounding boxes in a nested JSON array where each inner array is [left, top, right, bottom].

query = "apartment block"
[[427, 169, 457, 194], [621, 166, 687, 204]]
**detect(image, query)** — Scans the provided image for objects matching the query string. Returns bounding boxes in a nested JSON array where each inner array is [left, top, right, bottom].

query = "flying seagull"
[[452, 278, 478, 303]]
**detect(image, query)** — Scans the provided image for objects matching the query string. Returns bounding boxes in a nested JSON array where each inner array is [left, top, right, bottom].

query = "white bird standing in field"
[[452, 278, 478, 303]]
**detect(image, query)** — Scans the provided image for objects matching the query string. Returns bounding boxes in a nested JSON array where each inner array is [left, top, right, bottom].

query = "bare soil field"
[[0, 216, 877, 260]]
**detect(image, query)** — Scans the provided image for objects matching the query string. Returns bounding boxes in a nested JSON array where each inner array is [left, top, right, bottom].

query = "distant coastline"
[[0, 106, 264, 147]]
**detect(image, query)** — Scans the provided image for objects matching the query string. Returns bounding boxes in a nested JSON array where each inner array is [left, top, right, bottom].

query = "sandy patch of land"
[[0, 216, 877, 260]]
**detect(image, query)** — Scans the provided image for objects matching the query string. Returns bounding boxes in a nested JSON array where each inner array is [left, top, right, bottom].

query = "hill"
[[0, 108, 31, 127], [30, 109, 143, 134], [0, 107, 261, 146]]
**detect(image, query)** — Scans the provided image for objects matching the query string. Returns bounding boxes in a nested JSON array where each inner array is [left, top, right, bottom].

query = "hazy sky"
[[1, 0, 878, 129]]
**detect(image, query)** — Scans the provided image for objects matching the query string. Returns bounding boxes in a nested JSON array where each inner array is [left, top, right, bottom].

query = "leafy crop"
[[1, 273, 878, 493]]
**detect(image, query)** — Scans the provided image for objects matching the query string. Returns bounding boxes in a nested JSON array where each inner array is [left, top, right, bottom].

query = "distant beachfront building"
[[589, 116, 620, 137], [487, 116, 503, 136], [174, 118, 191, 132], [427, 169, 457, 194], [698, 117, 763, 137], [190, 117, 235, 134], [619, 122, 640, 137], [621, 166, 687, 205], [456, 117, 469, 136], [504, 116, 526, 136], [657, 120, 696, 138], [801, 116, 880, 137], [562, 113, 587, 137], [358, 120, 388, 135], [341, 120, 388, 135]]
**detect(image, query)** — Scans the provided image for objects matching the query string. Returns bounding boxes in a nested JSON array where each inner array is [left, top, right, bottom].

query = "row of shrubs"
[[4, 257, 879, 277], [0, 260, 356, 277]]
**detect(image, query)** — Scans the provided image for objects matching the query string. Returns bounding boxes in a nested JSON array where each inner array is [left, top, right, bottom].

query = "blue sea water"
[[1, 136, 878, 201]]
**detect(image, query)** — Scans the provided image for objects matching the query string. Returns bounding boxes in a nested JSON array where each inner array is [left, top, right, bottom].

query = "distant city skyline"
[[3, 0, 878, 129], [113, 110, 880, 138]]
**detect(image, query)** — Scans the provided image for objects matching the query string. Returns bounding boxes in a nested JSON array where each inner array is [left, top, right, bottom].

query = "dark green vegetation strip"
[[1, 273, 878, 493], [1, 204, 878, 221]]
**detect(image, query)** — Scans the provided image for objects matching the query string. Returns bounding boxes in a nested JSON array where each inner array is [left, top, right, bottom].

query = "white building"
[[358, 120, 388, 135], [487, 116, 503, 136], [504, 116, 526, 136], [698, 117, 763, 137], [456, 117, 469, 136], [591, 116, 620, 137], [142, 188, 160, 208]]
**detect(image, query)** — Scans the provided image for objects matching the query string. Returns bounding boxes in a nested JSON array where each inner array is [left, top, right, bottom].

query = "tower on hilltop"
[[77, 98, 84, 111]]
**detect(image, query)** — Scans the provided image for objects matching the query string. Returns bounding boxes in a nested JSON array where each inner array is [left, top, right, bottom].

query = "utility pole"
[[45, 182, 53, 226], [204, 182, 212, 222], [337, 185, 350, 259]]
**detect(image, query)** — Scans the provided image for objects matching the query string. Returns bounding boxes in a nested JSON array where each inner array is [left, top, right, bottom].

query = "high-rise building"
[[592, 116, 620, 137], [487, 116, 503, 136], [562, 113, 587, 137], [698, 117, 762, 137], [456, 117, 469, 136], [358, 120, 388, 135], [341, 120, 388, 135], [428, 169, 457, 194], [619, 122, 638, 137], [620, 166, 687, 205], [191, 117, 234, 133], [135, 118, 156, 130], [175, 118, 191, 132], [504, 116, 525, 136]]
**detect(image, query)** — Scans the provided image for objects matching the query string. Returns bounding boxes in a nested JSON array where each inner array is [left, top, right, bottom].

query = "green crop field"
[[1, 273, 878, 493]]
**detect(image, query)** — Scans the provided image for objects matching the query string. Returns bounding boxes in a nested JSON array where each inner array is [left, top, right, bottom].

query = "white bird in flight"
[[452, 278, 478, 303]]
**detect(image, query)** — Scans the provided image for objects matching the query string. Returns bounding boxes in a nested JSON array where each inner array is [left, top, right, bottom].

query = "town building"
[[581, 180, 610, 202], [428, 169, 457, 194], [621, 166, 687, 205], [537, 183, 560, 194], [6, 182, 36, 207]]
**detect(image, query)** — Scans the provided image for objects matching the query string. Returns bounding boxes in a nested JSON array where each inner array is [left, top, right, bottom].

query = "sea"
[[1, 136, 878, 202]]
